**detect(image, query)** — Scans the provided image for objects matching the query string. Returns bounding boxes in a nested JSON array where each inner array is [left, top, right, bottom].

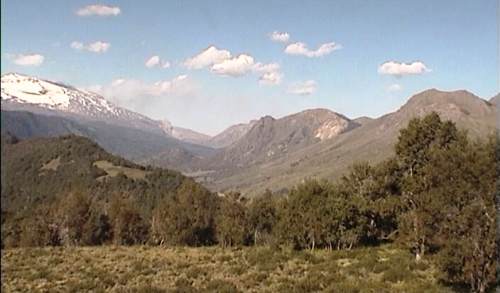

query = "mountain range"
[[1, 73, 215, 169], [1, 73, 497, 196], [204, 89, 497, 196]]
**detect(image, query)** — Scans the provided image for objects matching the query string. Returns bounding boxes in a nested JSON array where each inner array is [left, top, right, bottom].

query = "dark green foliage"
[[247, 190, 278, 245], [18, 207, 59, 247], [1, 135, 215, 247], [338, 159, 402, 244], [432, 135, 497, 293], [395, 113, 463, 259], [151, 180, 218, 246], [82, 211, 112, 245], [394, 113, 497, 292], [108, 195, 149, 245], [277, 179, 335, 250], [56, 191, 92, 245], [215, 192, 248, 247]]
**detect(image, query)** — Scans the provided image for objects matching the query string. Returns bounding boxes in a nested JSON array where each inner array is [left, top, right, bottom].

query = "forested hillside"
[[1, 134, 216, 247]]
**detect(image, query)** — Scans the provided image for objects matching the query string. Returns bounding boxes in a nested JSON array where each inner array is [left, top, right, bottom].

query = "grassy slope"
[[2, 245, 452, 293]]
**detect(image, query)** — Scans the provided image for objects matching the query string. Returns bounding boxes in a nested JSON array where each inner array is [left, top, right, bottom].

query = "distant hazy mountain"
[[352, 116, 373, 125], [0, 110, 215, 168], [1, 73, 215, 169], [158, 120, 212, 145], [206, 120, 258, 148], [198, 89, 497, 196], [1, 110, 91, 139], [200, 109, 358, 171]]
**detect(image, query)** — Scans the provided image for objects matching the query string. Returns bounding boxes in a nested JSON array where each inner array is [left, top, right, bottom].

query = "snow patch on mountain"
[[2, 73, 71, 108], [1, 73, 168, 133]]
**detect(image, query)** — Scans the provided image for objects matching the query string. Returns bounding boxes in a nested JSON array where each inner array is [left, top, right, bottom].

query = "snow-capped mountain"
[[1, 73, 164, 133]]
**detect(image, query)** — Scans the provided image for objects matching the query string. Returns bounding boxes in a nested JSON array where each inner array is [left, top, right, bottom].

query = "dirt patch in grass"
[[40, 157, 61, 171], [93, 160, 149, 181]]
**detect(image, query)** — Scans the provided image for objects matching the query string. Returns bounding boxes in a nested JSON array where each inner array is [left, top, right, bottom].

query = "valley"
[[2, 73, 497, 197], [1, 83, 497, 292], [2, 2, 498, 292]]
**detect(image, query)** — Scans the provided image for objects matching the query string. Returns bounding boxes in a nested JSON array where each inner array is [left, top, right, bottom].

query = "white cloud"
[[185, 45, 283, 85], [287, 80, 317, 96], [71, 41, 110, 53], [87, 41, 111, 53], [145, 55, 170, 69], [111, 78, 126, 86], [161, 61, 171, 69], [378, 61, 430, 76], [269, 31, 290, 43], [253, 62, 280, 73], [93, 75, 195, 103], [210, 54, 255, 77], [387, 83, 403, 92], [86, 75, 197, 125], [183, 46, 232, 69], [285, 42, 341, 57], [253, 62, 282, 85], [145, 56, 160, 68], [259, 71, 283, 85], [76, 4, 121, 16], [10, 54, 44, 66], [70, 41, 84, 50]]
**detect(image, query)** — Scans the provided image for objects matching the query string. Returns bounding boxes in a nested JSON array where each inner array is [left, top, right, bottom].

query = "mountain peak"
[[402, 88, 490, 115], [412, 88, 476, 98], [260, 115, 276, 121], [489, 93, 499, 105], [2, 72, 27, 79]]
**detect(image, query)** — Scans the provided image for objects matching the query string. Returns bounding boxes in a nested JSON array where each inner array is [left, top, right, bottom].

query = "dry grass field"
[[1, 244, 452, 293]]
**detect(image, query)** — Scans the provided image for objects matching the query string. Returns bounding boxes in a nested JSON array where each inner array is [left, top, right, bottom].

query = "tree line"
[[1, 113, 497, 292]]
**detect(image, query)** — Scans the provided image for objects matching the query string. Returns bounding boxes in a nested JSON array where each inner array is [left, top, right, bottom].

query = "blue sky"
[[1, 0, 497, 135]]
